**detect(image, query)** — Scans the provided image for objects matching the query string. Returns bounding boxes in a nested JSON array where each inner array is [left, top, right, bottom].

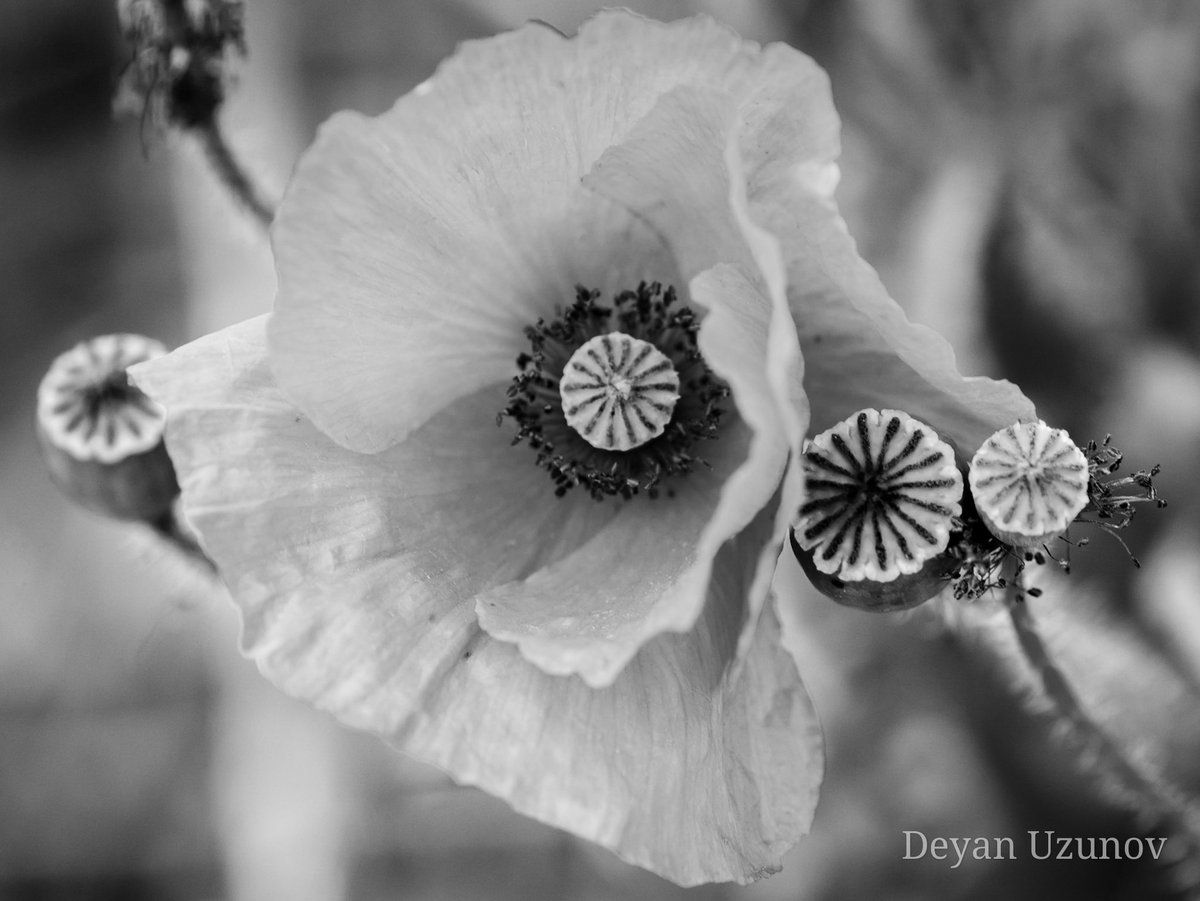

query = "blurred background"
[[3, 0, 1200, 898]]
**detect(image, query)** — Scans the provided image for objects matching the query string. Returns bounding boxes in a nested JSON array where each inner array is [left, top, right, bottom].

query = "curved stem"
[[1008, 580, 1200, 866], [194, 118, 276, 228]]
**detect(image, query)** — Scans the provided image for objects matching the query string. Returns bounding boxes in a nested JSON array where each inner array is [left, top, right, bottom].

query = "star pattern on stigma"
[[499, 282, 729, 500]]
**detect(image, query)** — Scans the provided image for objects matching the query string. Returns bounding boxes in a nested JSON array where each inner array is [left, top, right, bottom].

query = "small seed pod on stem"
[[37, 334, 179, 523], [791, 409, 964, 612]]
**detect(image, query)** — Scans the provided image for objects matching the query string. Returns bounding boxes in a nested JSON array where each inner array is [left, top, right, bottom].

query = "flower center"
[[500, 282, 728, 500], [560, 333, 680, 451]]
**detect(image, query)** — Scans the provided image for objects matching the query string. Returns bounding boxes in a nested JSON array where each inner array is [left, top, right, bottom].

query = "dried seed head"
[[968, 420, 1089, 549], [794, 409, 964, 587], [560, 332, 680, 451], [115, 0, 246, 129], [39, 334, 167, 463], [37, 334, 178, 521]]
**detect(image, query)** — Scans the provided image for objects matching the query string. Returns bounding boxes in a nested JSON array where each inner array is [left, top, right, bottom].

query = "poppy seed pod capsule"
[[791, 409, 964, 612], [968, 420, 1089, 549], [560, 332, 680, 451], [37, 334, 179, 522]]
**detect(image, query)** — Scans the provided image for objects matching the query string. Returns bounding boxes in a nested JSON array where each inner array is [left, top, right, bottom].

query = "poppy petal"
[[130, 317, 823, 885], [478, 85, 803, 685], [268, 12, 834, 453]]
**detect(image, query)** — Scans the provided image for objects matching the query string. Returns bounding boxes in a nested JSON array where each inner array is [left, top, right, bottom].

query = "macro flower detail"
[[131, 11, 1033, 885], [560, 332, 680, 452], [790, 409, 963, 612], [969, 420, 1089, 549], [38, 334, 178, 522]]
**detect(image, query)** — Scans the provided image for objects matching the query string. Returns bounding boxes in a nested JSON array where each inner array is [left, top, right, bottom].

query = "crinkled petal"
[[765, 187, 1033, 453], [475, 265, 790, 684], [478, 84, 804, 684], [153, 317, 754, 693], [727, 72, 1034, 450], [130, 318, 823, 885], [580, 80, 816, 663], [585, 87, 757, 281], [473, 417, 752, 686], [269, 115, 679, 453], [269, 12, 829, 453]]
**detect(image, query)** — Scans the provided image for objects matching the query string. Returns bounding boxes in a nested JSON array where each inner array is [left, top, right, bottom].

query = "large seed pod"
[[968, 420, 1089, 549], [791, 408, 963, 611], [37, 334, 179, 522]]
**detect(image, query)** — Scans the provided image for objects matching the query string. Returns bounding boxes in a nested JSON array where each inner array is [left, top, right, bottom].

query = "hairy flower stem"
[[195, 118, 275, 228], [1008, 581, 1200, 873], [151, 507, 217, 574]]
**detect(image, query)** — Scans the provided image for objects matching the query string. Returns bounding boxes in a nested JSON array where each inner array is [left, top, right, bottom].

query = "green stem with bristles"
[[1008, 579, 1200, 878]]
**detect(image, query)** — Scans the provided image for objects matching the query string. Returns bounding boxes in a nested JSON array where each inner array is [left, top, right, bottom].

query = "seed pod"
[[559, 332, 680, 451], [790, 530, 959, 612], [37, 334, 179, 522], [791, 408, 963, 611], [968, 420, 1089, 549]]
